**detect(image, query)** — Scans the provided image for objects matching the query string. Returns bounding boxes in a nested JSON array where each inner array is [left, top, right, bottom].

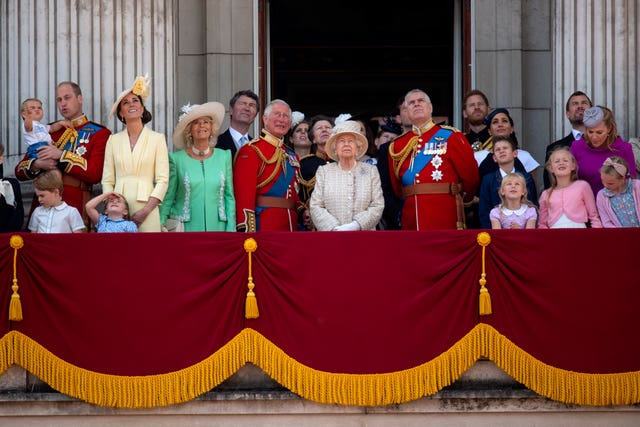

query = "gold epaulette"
[[440, 124, 461, 133]]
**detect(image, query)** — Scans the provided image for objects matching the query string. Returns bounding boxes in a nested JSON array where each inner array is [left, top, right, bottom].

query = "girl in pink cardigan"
[[539, 147, 602, 228], [596, 156, 640, 227]]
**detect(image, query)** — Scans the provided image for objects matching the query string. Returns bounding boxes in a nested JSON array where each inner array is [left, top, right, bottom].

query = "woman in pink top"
[[539, 147, 602, 228]]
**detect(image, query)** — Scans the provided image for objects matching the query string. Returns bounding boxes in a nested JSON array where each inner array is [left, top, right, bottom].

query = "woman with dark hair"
[[102, 74, 169, 232], [476, 107, 541, 182]]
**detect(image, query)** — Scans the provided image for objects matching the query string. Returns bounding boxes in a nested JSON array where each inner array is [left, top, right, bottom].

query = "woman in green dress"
[[160, 102, 236, 231]]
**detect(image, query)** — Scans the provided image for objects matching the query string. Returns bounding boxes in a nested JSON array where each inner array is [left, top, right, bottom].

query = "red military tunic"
[[388, 121, 479, 230], [233, 129, 301, 231], [15, 115, 111, 222]]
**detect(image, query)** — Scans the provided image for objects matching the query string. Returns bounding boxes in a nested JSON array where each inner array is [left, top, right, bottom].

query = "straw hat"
[[109, 74, 151, 118], [325, 120, 368, 161], [172, 102, 226, 149]]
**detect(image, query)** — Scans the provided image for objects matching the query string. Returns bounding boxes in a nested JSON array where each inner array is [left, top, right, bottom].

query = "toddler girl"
[[489, 172, 537, 229], [85, 192, 138, 232], [539, 147, 602, 228], [596, 156, 640, 227]]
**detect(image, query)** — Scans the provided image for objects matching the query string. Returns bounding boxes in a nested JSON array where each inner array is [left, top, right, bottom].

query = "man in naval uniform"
[[388, 89, 479, 230], [233, 99, 302, 232], [15, 81, 111, 225]]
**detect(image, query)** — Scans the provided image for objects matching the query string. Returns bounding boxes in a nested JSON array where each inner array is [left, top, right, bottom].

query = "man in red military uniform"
[[234, 99, 302, 231], [388, 89, 479, 230], [15, 81, 111, 224]]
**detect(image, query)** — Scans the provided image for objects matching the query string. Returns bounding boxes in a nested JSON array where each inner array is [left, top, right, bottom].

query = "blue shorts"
[[27, 141, 49, 160]]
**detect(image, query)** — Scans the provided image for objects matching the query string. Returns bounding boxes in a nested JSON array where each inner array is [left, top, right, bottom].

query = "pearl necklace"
[[192, 145, 211, 156]]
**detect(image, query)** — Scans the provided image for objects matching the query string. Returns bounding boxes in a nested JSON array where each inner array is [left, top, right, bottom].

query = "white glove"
[[334, 220, 361, 231]]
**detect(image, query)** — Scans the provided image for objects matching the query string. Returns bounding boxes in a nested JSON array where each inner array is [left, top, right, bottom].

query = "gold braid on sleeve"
[[388, 136, 419, 179]]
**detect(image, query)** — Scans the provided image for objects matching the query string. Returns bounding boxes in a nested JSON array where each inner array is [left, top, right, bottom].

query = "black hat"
[[380, 119, 402, 135], [483, 108, 514, 127]]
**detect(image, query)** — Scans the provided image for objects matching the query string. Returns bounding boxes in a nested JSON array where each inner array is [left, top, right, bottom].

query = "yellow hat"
[[109, 74, 151, 118]]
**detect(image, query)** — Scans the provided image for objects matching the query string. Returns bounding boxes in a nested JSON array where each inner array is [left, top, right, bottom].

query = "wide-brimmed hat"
[[172, 102, 226, 149], [109, 74, 151, 118], [325, 120, 369, 161]]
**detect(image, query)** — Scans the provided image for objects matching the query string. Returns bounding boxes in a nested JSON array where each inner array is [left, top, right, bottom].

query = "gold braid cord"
[[53, 128, 87, 171], [53, 127, 78, 150], [388, 136, 419, 179], [251, 145, 287, 189]]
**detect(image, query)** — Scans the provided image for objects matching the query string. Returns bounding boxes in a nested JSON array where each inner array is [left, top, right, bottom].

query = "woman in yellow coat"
[[102, 74, 169, 232]]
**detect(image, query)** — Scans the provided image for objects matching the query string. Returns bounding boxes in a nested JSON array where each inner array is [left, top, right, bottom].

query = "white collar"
[[500, 204, 528, 216]]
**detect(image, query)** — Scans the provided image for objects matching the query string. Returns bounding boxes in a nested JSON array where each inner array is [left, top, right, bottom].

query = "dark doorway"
[[268, 1, 456, 121]]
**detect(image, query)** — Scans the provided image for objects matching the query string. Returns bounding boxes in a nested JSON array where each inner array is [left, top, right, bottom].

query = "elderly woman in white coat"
[[310, 120, 384, 231]]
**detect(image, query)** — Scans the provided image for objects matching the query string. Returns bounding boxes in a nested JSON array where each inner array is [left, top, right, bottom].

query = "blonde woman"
[[160, 102, 235, 231]]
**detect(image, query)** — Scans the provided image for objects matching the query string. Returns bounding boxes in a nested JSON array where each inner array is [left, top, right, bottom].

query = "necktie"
[[575, 132, 583, 140], [239, 135, 249, 146]]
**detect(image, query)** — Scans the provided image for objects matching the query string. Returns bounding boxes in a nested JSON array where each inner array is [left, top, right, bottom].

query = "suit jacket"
[[216, 129, 237, 157], [544, 133, 575, 189], [376, 141, 401, 229]]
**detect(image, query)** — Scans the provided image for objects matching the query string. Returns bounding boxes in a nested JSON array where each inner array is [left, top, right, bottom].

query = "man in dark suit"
[[216, 89, 260, 158], [543, 91, 592, 188]]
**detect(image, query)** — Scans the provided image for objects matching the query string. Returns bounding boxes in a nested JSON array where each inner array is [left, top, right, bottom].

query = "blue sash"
[[255, 147, 296, 228], [401, 128, 452, 188]]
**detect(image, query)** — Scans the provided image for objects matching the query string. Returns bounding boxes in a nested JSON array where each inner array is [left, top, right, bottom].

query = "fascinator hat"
[[380, 118, 402, 135], [290, 111, 305, 128], [583, 106, 604, 128], [482, 107, 514, 127], [172, 102, 226, 149], [109, 74, 152, 120], [325, 120, 368, 161]]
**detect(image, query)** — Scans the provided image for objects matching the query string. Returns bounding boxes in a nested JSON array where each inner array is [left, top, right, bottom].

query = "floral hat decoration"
[[109, 73, 151, 118], [172, 102, 226, 149], [290, 111, 305, 128]]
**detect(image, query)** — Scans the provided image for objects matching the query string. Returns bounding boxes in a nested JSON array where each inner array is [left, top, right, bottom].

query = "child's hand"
[[59, 120, 73, 129]]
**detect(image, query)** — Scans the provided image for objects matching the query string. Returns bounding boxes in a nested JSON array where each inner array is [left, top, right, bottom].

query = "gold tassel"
[[476, 232, 492, 316], [9, 235, 24, 321], [243, 238, 259, 319]]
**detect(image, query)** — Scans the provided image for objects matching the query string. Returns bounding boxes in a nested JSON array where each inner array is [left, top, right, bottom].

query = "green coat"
[[160, 149, 236, 231]]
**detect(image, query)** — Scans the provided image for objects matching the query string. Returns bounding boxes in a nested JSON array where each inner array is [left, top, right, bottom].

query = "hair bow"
[[603, 157, 628, 177]]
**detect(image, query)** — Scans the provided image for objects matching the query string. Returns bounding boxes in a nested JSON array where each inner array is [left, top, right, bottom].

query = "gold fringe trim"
[[9, 235, 24, 321], [480, 323, 640, 406], [476, 232, 492, 315], [2, 330, 246, 408], [0, 326, 638, 408]]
